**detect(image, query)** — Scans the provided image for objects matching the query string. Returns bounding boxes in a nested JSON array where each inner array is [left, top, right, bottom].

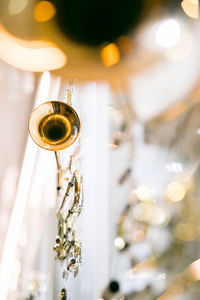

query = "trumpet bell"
[[29, 101, 80, 151]]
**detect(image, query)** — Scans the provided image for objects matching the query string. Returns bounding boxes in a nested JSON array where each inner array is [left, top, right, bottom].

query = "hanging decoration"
[[53, 168, 83, 279], [108, 94, 200, 299], [28, 89, 82, 299]]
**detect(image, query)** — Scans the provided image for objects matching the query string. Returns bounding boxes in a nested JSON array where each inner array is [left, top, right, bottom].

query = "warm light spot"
[[0, 23, 67, 72], [181, 0, 199, 19], [101, 43, 120, 67], [34, 1, 56, 22], [114, 237, 125, 250], [190, 258, 200, 280], [166, 182, 186, 202], [135, 185, 154, 202], [174, 221, 198, 241], [118, 35, 134, 54], [9, 0, 28, 15], [133, 203, 168, 225], [155, 19, 181, 48]]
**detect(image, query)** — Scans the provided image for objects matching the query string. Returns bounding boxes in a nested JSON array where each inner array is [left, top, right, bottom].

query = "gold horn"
[[29, 101, 81, 151]]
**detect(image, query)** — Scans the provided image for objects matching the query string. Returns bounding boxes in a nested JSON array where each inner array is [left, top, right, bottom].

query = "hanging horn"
[[29, 101, 81, 151]]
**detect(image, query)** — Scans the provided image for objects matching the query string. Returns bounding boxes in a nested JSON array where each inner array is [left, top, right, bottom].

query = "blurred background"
[[0, 0, 200, 299]]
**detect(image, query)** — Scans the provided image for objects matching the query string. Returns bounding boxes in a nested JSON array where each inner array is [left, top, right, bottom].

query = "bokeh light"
[[135, 185, 154, 202], [117, 35, 134, 54], [114, 237, 125, 250], [133, 203, 168, 225], [8, 0, 28, 15], [166, 181, 186, 202], [101, 43, 120, 67], [0, 24, 67, 72], [181, 0, 199, 19], [155, 19, 181, 48], [33, 1, 56, 22]]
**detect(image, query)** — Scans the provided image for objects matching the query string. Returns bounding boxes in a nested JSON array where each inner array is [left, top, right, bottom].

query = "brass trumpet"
[[29, 101, 81, 151]]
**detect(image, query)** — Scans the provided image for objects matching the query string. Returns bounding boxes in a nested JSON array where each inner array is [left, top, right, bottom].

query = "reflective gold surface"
[[29, 101, 80, 151]]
